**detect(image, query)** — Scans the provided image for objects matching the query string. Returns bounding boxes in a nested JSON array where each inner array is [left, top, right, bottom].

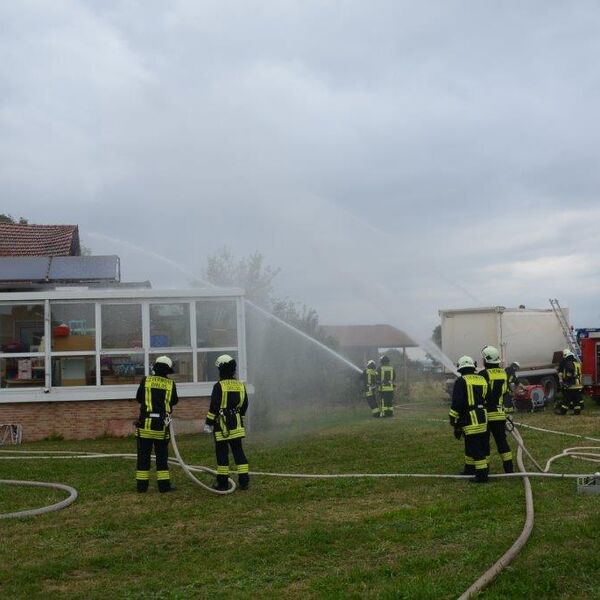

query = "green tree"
[[426, 324, 443, 368], [203, 247, 279, 308], [202, 249, 357, 432], [0, 214, 28, 224]]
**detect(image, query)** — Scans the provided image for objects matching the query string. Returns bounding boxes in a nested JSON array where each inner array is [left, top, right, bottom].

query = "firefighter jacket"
[[361, 368, 378, 397], [378, 365, 396, 393], [135, 375, 179, 440], [206, 378, 249, 442], [449, 373, 488, 435], [480, 367, 509, 421], [560, 358, 582, 390]]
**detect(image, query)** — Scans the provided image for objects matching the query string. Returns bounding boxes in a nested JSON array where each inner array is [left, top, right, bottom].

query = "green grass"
[[2, 396, 600, 599]]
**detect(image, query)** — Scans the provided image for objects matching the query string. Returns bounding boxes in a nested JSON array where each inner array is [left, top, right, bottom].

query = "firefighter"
[[378, 355, 396, 417], [504, 361, 520, 412], [480, 346, 513, 473], [361, 360, 380, 417], [449, 355, 489, 483], [204, 354, 250, 491], [558, 349, 583, 415], [135, 355, 179, 493]]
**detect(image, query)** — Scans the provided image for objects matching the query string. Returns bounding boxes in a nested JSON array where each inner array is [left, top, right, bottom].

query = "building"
[[0, 222, 81, 257], [321, 324, 416, 366], [0, 223, 246, 441]]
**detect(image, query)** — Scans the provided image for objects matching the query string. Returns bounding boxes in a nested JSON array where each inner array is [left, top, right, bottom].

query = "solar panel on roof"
[[0, 256, 119, 282], [0, 257, 50, 281], [48, 256, 119, 281]]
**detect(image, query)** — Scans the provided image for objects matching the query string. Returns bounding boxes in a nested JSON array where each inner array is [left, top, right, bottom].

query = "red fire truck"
[[577, 328, 600, 404]]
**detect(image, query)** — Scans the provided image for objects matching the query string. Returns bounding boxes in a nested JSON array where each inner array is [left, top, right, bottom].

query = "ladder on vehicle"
[[549, 298, 581, 359]]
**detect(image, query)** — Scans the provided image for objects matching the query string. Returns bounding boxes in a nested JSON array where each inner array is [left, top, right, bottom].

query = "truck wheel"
[[540, 376, 558, 403]]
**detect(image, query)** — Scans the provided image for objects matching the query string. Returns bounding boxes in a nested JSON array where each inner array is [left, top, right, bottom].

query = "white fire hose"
[[2, 418, 600, 600]]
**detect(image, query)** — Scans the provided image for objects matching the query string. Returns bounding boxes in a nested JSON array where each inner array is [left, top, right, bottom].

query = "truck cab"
[[577, 328, 600, 403]]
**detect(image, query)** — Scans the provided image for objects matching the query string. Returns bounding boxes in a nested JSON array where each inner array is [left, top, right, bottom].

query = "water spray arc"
[[244, 299, 362, 373]]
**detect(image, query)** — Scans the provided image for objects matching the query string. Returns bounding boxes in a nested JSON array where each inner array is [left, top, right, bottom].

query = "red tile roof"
[[322, 324, 416, 348], [0, 224, 80, 257]]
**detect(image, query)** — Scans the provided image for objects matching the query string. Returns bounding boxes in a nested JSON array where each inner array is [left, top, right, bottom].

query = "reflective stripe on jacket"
[[378, 366, 395, 392], [482, 368, 508, 421], [364, 368, 378, 397], [561, 360, 582, 390], [207, 379, 248, 442], [449, 373, 488, 435], [137, 376, 175, 440]]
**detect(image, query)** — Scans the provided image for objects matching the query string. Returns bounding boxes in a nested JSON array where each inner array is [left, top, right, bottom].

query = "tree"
[[203, 247, 280, 308], [202, 249, 356, 431], [425, 324, 443, 369], [0, 214, 28, 224]]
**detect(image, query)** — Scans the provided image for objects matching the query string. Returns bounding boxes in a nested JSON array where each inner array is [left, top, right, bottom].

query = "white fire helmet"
[[154, 355, 173, 369], [481, 345, 501, 365], [457, 355, 476, 371], [563, 348, 575, 359], [215, 354, 235, 368], [367, 360, 376, 368]]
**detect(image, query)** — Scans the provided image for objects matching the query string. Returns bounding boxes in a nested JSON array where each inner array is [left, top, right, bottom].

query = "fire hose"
[[2, 418, 600, 599]]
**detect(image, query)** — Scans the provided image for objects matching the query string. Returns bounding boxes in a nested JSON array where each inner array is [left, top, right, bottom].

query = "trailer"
[[439, 306, 567, 403]]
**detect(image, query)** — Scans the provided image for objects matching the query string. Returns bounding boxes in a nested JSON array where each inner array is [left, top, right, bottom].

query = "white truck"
[[439, 306, 568, 402]]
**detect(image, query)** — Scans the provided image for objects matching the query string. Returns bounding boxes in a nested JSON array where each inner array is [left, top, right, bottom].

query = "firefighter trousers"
[[463, 431, 488, 482], [380, 391, 394, 417], [560, 389, 584, 415], [365, 393, 380, 417], [136, 437, 171, 492], [487, 420, 513, 473], [215, 437, 249, 489]]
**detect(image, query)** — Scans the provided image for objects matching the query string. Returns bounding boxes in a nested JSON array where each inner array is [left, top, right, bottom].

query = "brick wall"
[[0, 397, 210, 442]]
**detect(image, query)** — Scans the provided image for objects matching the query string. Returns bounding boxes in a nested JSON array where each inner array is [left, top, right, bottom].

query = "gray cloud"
[[2, 1, 600, 337]]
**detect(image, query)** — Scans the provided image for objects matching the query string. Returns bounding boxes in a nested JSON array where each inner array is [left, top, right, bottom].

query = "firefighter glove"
[[203, 423, 213, 434], [453, 426, 463, 440]]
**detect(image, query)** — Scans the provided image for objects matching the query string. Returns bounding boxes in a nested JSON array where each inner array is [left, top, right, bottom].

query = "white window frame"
[[0, 288, 246, 403]]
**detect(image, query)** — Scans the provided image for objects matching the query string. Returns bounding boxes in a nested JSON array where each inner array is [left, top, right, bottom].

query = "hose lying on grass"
[[0, 479, 78, 520], [2, 420, 600, 600]]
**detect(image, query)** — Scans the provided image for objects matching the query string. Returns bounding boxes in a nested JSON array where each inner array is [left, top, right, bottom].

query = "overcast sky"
[[2, 1, 600, 340]]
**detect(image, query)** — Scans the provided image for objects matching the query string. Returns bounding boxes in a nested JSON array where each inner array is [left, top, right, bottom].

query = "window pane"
[[101, 354, 144, 385], [150, 303, 190, 347], [196, 301, 237, 347], [1, 357, 45, 388], [149, 353, 193, 383], [51, 303, 95, 351], [0, 304, 45, 352], [197, 350, 238, 382], [101, 305, 142, 349], [51, 356, 96, 386]]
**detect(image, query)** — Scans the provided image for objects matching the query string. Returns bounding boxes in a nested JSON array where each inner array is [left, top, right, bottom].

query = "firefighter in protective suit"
[[361, 360, 380, 417], [378, 355, 396, 417], [479, 346, 513, 473], [449, 355, 489, 483], [204, 355, 250, 491], [558, 349, 583, 415], [135, 355, 179, 493]]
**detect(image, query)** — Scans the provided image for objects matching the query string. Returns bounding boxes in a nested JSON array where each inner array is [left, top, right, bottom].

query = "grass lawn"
[[2, 393, 600, 599]]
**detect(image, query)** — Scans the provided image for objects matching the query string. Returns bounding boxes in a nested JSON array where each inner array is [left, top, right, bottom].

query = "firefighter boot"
[[470, 467, 489, 484], [238, 473, 250, 490], [460, 464, 476, 476], [503, 460, 514, 474], [158, 480, 173, 493], [213, 475, 230, 491], [137, 480, 149, 493]]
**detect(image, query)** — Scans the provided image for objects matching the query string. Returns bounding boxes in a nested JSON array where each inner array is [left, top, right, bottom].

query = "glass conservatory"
[[0, 287, 246, 403]]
